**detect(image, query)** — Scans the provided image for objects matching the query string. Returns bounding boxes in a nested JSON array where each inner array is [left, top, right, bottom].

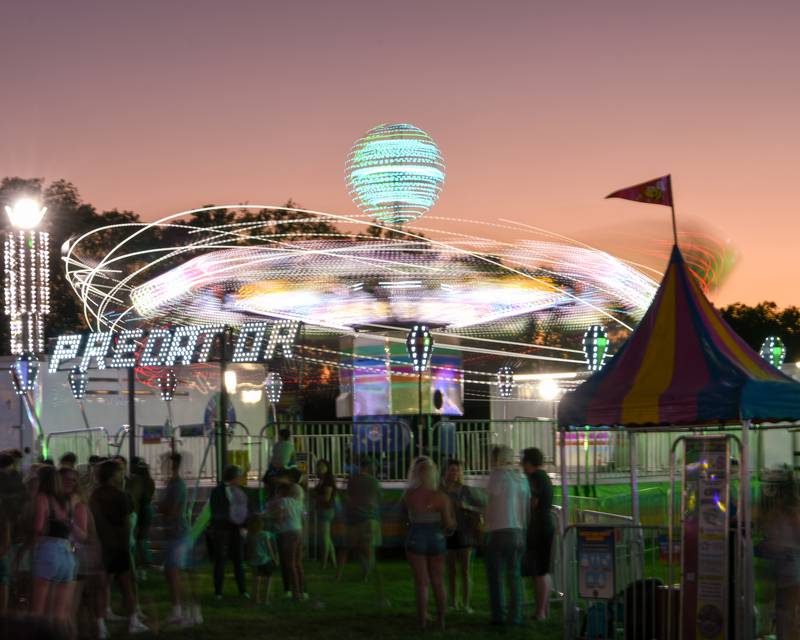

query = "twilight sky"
[[2, 1, 799, 305]]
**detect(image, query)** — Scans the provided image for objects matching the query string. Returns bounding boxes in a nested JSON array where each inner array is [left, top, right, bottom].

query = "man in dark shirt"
[[91, 460, 148, 634], [209, 465, 248, 599], [522, 447, 555, 621]]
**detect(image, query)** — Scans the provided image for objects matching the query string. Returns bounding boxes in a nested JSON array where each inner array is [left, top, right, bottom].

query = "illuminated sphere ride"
[[346, 123, 445, 224]]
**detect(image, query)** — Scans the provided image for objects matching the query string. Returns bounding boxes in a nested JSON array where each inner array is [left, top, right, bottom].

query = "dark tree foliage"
[[720, 301, 800, 360]]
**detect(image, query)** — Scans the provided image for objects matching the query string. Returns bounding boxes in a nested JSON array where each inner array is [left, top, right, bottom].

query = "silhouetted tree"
[[720, 301, 800, 360]]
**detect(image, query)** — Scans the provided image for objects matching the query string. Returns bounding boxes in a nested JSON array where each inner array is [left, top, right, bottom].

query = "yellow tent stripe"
[[622, 265, 677, 423]]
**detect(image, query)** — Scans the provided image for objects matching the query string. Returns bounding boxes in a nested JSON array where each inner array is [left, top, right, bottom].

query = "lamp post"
[[406, 325, 433, 456], [5, 198, 49, 462], [4, 198, 49, 355]]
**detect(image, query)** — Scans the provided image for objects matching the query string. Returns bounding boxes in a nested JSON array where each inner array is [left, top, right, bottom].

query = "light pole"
[[406, 325, 433, 457], [4, 198, 49, 355], [5, 198, 49, 461]]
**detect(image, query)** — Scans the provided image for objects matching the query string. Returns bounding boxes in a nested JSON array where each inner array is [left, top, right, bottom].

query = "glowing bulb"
[[5, 198, 47, 230], [224, 370, 238, 394], [241, 388, 263, 404], [538, 378, 560, 401]]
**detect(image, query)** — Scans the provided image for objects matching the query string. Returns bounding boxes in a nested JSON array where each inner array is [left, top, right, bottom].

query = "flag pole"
[[669, 175, 678, 247]]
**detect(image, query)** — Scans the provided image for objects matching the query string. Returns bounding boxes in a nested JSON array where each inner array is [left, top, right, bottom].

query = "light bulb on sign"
[[538, 378, 560, 401]]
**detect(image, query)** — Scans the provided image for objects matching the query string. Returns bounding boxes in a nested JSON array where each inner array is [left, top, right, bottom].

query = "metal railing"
[[43, 420, 681, 484]]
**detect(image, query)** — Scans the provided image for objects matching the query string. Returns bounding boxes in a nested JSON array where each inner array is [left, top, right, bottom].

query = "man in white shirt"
[[485, 445, 530, 626]]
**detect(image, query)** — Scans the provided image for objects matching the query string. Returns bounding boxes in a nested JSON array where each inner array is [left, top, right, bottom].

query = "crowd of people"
[[0, 436, 557, 637]]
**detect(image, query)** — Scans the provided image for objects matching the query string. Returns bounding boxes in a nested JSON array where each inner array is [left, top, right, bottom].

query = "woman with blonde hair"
[[402, 456, 456, 631]]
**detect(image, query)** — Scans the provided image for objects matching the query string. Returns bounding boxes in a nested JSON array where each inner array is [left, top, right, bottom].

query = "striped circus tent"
[[559, 245, 800, 428]]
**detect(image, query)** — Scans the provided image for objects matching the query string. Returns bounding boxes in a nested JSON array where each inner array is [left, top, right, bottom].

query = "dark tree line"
[[720, 301, 800, 362]]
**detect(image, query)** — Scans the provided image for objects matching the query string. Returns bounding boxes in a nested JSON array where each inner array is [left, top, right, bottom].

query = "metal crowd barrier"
[[562, 524, 677, 640], [44, 420, 679, 485]]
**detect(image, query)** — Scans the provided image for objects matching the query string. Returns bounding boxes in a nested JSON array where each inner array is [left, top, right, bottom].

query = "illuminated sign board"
[[49, 320, 300, 373]]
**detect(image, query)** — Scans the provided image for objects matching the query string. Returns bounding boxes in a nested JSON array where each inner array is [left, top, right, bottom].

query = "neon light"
[[346, 123, 445, 224], [583, 325, 610, 371], [109, 328, 145, 368], [68, 366, 88, 400], [497, 366, 514, 398], [264, 371, 283, 404], [49, 335, 83, 373], [406, 324, 433, 373], [760, 336, 786, 369], [79, 333, 113, 372]]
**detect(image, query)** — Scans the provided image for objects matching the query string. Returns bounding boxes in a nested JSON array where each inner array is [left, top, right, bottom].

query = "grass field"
[[121, 557, 561, 639]]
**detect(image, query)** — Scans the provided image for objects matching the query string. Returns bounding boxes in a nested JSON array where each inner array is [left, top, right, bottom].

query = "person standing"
[[160, 453, 201, 626], [403, 457, 456, 631], [336, 457, 383, 585], [442, 459, 483, 614], [270, 483, 306, 600], [485, 445, 530, 627], [312, 460, 337, 569], [245, 514, 277, 605], [521, 447, 555, 621], [209, 465, 249, 599], [128, 458, 155, 581], [30, 464, 83, 631], [91, 460, 148, 634]]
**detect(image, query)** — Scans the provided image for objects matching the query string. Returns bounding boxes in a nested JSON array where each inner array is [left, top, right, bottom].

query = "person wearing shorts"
[[31, 464, 80, 630], [402, 457, 456, 631]]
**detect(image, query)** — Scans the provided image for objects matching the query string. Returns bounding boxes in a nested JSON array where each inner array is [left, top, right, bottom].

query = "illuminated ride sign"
[[48, 320, 301, 373]]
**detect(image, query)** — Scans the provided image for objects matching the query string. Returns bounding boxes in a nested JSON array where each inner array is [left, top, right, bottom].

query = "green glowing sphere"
[[346, 123, 445, 224]]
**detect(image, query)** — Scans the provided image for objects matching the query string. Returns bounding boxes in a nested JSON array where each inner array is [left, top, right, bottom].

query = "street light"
[[4, 198, 49, 355]]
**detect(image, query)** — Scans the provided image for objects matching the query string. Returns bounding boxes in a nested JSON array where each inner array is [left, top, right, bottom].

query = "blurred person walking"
[[30, 464, 83, 633], [402, 456, 456, 631], [312, 460, 337, 569], [485, 445, 530, 627], [521, 447, 555, 621], [209, 465, 249, 599], [91, 460, 148, 634], [442, 459, 483, 614], [160, 453, 201, 626]]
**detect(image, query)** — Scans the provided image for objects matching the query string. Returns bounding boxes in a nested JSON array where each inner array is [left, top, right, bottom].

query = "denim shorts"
[[32, 538, 77, 583], [164, 536, 192, 571], [405, 524, 446, 556]]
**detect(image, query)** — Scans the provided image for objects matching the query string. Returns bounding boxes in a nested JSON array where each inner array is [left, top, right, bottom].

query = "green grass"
[[122, 557, 562, 639]]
